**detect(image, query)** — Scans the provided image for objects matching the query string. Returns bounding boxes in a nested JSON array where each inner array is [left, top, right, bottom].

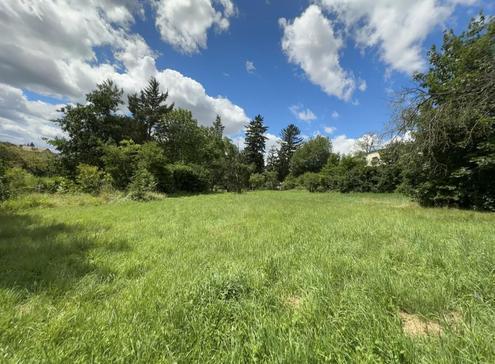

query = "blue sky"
[[0, 0, 492, 153]]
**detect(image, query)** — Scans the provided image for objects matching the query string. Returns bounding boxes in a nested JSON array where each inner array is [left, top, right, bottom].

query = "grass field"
[[0, 191, 494, 363]]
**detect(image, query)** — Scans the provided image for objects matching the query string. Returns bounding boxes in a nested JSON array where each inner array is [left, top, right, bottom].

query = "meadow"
[[0, 191, 494, 363]]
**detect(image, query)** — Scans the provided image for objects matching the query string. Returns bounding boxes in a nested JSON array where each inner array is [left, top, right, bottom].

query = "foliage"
[[264, 171, 279, 190], [51, 80, 136, 174], [128, 77, 174, 140], [221, 143, 251, 193], [278, 124, 303, 180], [290, 135, 332, 176], [155, 108, 209, 165], [102, 140, 171, 192], [128, 168, 158, 201], [0, 142, 58, 176], [301, 172, 322, 193], [169, 164, 210, 193], [398, 15, 495, 210], [0, 161, 10, 201], [75, 164, 109, 195], [4, 167, 38, 195], [249, 173, 265, 190], [244, 114, 268, 173]]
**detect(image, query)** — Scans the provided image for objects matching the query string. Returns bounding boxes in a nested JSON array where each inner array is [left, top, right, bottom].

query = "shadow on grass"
[[0, 210, 129, 296]]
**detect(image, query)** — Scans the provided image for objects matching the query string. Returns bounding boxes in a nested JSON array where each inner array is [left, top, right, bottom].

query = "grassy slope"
[[0, 191, 494, 363]]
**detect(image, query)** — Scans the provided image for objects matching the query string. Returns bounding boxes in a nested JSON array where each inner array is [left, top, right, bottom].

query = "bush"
[[128, 168, 157, 201], [0, 179, 8, 201], [249, 173, 265, 190], [264, 171, 279, 190], [302, 172, 324, 193], [76, 164, 109, 194], [4, 167, 37, 195], [34, 176, 65, 193], [103, 141, 173, 193], [280, 175, 302, 190], [170, 164, 210, 193], [290, 136, 331, 176]]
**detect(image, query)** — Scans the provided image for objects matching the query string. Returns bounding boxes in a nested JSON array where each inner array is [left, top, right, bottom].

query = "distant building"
[[365, 151, 381, 166]]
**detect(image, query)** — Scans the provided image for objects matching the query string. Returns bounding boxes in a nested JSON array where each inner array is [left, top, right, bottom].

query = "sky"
[[0, 0, 492, 154]]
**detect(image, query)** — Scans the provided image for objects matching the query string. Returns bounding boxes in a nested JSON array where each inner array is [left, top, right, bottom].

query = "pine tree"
[[128, 77, 174, 140], [278, 124, 303, 180], [265, 145, 280, 173], [212, 115, 225, 140], [244, 114, 268, 173]]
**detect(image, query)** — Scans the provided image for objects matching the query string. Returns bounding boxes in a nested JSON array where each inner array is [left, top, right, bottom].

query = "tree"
[[290, 135, 332, 176], [212, 115, 225, 139], [278, 124, 303, 180], [357, 133, 381, 154], [244, 114, 268, 173], [155, 109, 208, 164], [51, 80, 130, 174], [128, 77, 174, 140], [265, 145, 280, 173], [223, 143, 251, 193], [397, 15, 495, 210]]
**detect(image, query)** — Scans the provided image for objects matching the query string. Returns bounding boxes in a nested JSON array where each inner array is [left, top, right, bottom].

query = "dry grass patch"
[[285, 295, 303, 310], [399, 311, 443, 337]]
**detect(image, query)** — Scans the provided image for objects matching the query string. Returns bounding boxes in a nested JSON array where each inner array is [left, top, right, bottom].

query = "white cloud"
[[0, 0, 249, 145], [153, 0, 236, 54], [331, 134, 359, 155], [358, 79, 367, 92], [324, 126, 336, 134], [317, 0, 475, 74], [0, 83, 62, 148], [331, 111, 339, 119], [280, 5, 358, 101], [245, 60, 256, 73], [290, 104, 317, 122], [265, 133, 281, 157]]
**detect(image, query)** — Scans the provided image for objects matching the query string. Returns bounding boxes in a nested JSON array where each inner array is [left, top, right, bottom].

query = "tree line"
[[0, 15, 493, 210]]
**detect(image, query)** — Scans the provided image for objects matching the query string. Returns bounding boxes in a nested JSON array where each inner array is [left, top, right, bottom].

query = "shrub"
[[170, 164, 210, 193], [4, 167, 37, 195], [290, 136, 331, 176], [249, 173, 265, 190], [103, 141, 173, 193], [128, 168, 157, 201], [76, 164, 109, 194], [302, 172, 323, 193], [264, 171, 279, 190], [281, 175, 304, 190]]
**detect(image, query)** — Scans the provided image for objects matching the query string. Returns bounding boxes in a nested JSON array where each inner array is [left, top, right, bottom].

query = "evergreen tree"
[[212, 115, 225, 140], [128, 77, 174, 140], [51, 80, 129, 173], [398, 14, 495, 210], [278, 124, 303, 180], [244, 114, 268, 173], [266, 145, 280, 173]]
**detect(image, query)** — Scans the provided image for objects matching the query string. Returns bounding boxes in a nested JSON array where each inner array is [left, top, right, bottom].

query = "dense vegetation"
[[0, 16, 493, 209], [0, 191, 494, 362]]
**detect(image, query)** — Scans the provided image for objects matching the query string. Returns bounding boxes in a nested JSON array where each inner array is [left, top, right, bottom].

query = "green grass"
[[1, 191, 494, 363]]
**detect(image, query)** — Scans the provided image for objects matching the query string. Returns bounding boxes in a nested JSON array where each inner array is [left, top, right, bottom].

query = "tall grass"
[[0, 191, 494, 362]]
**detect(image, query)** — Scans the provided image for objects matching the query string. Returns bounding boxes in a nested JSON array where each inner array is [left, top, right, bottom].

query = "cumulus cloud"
[[0, 83, 62, 147], [317, 0, 475, 73], [331, 111, 339, 119], [0, 0, 248, 145], [290, 104, 317, 122], [331, 134, 359, 155], [153, 0, 236, 54], [324, 126, 336, 134], [245, 60, 256, 73], [280, 5, 358, 101]]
